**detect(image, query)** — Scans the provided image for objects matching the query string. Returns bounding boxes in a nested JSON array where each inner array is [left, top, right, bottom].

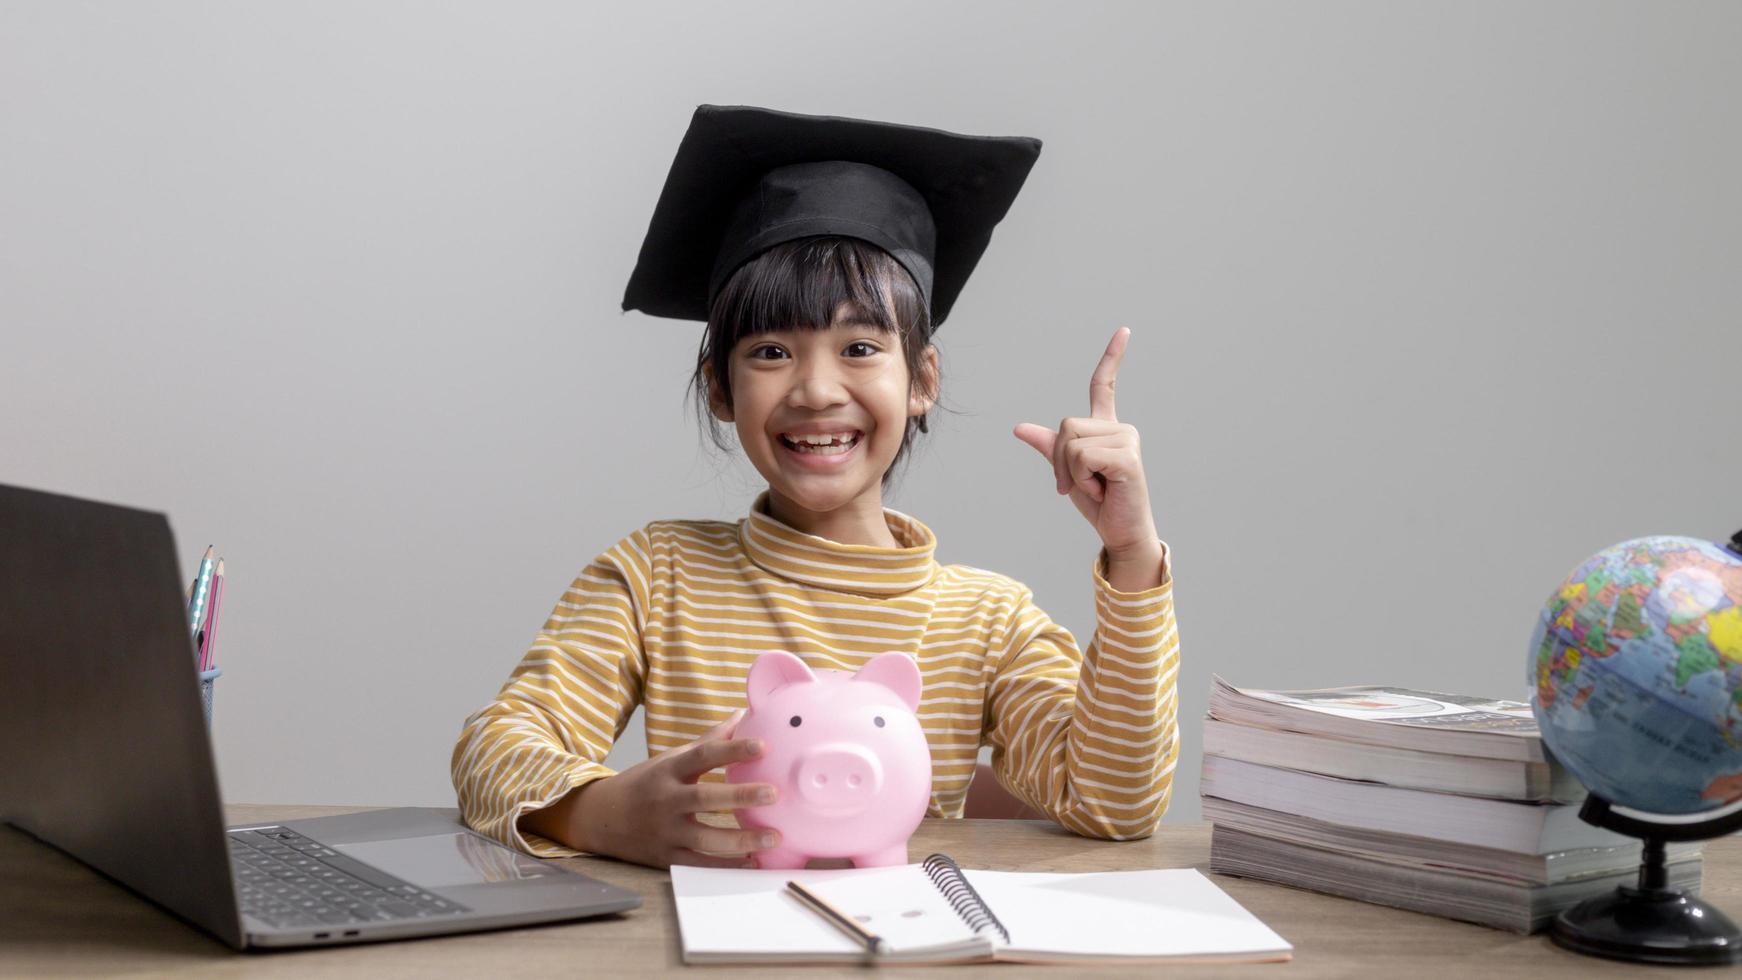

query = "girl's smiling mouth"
[[777, 429, 862, 466]]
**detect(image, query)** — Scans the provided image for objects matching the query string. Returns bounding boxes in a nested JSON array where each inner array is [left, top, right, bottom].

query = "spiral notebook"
[[670, 854, 1292, 965]]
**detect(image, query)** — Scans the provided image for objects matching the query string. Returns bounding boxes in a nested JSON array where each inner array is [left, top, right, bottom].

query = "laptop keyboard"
[[228, 827, 471, 930]]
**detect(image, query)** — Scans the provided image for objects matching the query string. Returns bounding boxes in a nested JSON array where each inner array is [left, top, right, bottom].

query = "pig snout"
[[793, 743, 884, 811]]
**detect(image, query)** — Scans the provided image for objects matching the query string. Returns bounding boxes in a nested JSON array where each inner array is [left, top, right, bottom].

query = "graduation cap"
[[621, 104, 1042, 330]]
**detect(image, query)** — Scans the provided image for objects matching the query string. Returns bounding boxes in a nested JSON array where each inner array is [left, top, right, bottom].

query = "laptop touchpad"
[[334, 833, 553, 888]]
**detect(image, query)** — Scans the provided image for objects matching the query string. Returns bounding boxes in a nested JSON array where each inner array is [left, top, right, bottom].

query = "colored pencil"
[[200, 560, 226, 671]]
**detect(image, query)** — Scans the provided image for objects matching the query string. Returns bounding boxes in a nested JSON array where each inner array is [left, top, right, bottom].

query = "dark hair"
[[687, 236, 950, 492]]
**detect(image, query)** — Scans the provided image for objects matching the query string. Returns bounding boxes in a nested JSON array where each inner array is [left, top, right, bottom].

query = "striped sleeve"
[[982, 542, 1180, 840], [449, 527, 653, 857]]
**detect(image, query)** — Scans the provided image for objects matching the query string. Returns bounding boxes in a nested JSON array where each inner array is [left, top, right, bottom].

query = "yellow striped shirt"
[[452, 490, 1180, 857]]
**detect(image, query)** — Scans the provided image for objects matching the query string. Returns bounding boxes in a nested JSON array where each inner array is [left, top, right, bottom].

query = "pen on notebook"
[[199, 559, 225, 671], [187, 545, 216, 639], [785, 880, 888, 958]]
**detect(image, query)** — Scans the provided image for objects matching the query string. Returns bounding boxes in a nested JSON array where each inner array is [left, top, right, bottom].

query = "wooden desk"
[[2, 804, 1735, 977]]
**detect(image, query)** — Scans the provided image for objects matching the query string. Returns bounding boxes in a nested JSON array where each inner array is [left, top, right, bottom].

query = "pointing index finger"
[[1089, 326, 1129, 422]]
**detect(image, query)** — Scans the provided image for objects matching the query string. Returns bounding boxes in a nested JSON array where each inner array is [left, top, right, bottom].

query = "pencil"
[[199, 560, 226, 671], [785, 879, 888, 958], [195, 559, 216, 665]]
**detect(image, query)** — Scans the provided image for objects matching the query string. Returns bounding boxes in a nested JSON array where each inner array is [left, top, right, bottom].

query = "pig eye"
[[874, 716, 886, 728], [789, 716, 802, 727]]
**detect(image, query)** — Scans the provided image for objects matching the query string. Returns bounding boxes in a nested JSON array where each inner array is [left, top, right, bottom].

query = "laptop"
[[0, 483, 642, 949]]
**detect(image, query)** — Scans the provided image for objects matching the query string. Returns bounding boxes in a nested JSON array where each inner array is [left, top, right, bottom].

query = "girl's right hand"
[[571, 709, 783, 869]]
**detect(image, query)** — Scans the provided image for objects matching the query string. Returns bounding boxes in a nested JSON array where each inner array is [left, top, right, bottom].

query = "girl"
[[451, 105, 1178, 869]]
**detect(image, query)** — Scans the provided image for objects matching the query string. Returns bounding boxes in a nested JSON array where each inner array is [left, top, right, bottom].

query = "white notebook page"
[[809, 868, 991, 956], [671, 864, 984, 960], [966, 868, 1292, 960]]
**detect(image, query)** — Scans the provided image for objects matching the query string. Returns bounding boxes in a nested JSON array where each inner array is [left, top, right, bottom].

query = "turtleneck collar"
[[740, 490, 939, 597]]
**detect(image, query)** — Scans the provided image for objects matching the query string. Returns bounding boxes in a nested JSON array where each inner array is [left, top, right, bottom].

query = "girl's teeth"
[[782, 433, 858, 455]]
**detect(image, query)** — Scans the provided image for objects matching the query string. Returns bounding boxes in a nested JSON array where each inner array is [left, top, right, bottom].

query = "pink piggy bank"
[[727, 650, 932, 869]]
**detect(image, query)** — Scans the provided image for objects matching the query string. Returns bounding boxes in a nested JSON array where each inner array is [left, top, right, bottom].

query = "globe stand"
[[1551, 794, 1742, 965]]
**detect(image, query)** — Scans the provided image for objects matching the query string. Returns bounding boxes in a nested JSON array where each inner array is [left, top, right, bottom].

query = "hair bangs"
[[710, 237, 908, 347]]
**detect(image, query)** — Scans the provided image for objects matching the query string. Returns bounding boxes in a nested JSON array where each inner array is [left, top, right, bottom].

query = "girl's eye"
[[747, 341, 879, 360]]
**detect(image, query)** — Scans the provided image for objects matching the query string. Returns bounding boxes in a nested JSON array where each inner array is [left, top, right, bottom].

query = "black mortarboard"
[[621, 104, 1042, 330]]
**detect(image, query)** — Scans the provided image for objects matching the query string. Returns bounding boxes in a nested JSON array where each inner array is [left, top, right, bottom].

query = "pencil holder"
[[198, 667, 221, 725]]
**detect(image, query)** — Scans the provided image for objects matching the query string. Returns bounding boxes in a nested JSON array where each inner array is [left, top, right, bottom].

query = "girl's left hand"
[[1013, 326, 1161, 561]]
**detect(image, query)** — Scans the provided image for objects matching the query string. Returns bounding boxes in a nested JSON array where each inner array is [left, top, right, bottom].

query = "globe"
[[1529, 534, 1742, 815]]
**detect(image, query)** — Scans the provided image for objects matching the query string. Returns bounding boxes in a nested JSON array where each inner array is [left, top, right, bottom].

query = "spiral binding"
[[921, 853, 1011, 944]]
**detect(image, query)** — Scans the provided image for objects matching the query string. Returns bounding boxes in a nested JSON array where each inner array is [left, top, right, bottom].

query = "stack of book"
[[1200, 676, 1702, 933]]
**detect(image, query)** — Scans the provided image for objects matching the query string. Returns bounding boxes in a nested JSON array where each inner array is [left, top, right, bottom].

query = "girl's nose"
[[785, 375, 849, 409]]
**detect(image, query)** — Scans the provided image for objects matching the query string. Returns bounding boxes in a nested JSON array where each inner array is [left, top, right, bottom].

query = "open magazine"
[[1208, 675, 1546, 762]]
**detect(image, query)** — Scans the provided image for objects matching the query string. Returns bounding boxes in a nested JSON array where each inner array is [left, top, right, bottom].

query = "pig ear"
[[852, 652, 922, 711], [746, 651, 817, 711]]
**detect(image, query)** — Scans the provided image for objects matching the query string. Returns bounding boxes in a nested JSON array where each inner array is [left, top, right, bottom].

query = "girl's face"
[[707, 319, 937, 516]]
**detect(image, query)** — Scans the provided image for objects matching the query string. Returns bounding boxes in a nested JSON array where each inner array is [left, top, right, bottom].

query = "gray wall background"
[[3, 1, 1737, 819]]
